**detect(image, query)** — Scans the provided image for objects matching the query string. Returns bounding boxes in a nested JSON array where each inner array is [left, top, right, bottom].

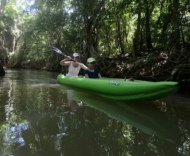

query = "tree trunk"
[[170, 0, 180, 54], [144, 0, 153, 50], [85, 20, 98, 58], [133, 0, 142, 57], [159, 15, 170, 46], [116, 16, 125, 55], [84, 0, 105, 59], [0, 0, 7, 13]]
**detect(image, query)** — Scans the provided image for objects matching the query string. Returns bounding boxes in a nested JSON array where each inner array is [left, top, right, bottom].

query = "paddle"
[[50, 46, 75, 62]]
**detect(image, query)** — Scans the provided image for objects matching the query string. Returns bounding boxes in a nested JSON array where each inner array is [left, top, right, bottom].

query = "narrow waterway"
[[0, 69, 190, 156]]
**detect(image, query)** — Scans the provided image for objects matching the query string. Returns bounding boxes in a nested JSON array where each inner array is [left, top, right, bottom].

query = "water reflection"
[[71, 92, 182, 143], [0, 69, 190, 155]]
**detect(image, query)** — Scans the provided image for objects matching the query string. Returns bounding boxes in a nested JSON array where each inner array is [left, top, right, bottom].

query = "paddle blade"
[[49, 46, 75, 62], [51, 47, 64, 55]]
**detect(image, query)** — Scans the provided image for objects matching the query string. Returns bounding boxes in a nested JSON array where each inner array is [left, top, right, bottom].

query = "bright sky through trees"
[[16, 0, 35, 13]]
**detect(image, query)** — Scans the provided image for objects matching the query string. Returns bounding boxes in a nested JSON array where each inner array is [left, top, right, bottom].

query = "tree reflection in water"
[[0, 69, 190, 156], [0, 98, 188, 156]]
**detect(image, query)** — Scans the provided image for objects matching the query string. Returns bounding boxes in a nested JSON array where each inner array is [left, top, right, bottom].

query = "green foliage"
[[2, 0, 190, 65], [0, 21, 5, 28]]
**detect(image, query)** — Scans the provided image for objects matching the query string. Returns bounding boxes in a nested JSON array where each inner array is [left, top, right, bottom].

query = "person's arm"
[[80, 63, 88, 70], [98, 73, 102, 78], [84, 70, 89, 78], [96, 69, 101, 78], [60, 57, 72, 66], [85, 74, 89, 78]]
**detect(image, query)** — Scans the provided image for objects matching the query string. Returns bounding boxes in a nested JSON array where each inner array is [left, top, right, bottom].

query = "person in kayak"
[[84, 57, 102, 78], [60, 53, 88, 77]]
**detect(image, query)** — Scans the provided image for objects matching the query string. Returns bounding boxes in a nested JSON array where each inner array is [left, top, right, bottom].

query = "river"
[[0, 69, 190, 156]]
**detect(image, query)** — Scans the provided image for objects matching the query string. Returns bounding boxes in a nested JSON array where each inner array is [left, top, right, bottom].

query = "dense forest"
[[0, 0, 190, 80], [1, 1, 190, 155]]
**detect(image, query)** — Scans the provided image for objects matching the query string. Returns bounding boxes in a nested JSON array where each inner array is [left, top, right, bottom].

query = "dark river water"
[[0, 69, 190, 156]]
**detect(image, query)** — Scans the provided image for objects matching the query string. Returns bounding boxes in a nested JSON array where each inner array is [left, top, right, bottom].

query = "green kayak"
[[57, 74, 179, 101]]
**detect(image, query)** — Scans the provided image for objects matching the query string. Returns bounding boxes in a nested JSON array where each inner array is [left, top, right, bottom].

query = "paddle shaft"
[[50, 46, 75, 62]]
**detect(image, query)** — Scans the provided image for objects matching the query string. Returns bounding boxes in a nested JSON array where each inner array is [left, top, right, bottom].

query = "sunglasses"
[[89, 62, 96, 64]]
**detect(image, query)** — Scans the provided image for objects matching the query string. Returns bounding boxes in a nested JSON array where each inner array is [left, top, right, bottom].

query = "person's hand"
[[66, 56, 72, 60]]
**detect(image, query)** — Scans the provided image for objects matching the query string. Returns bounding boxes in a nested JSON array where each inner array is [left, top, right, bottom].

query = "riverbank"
[[5, 51, 190, 82]]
